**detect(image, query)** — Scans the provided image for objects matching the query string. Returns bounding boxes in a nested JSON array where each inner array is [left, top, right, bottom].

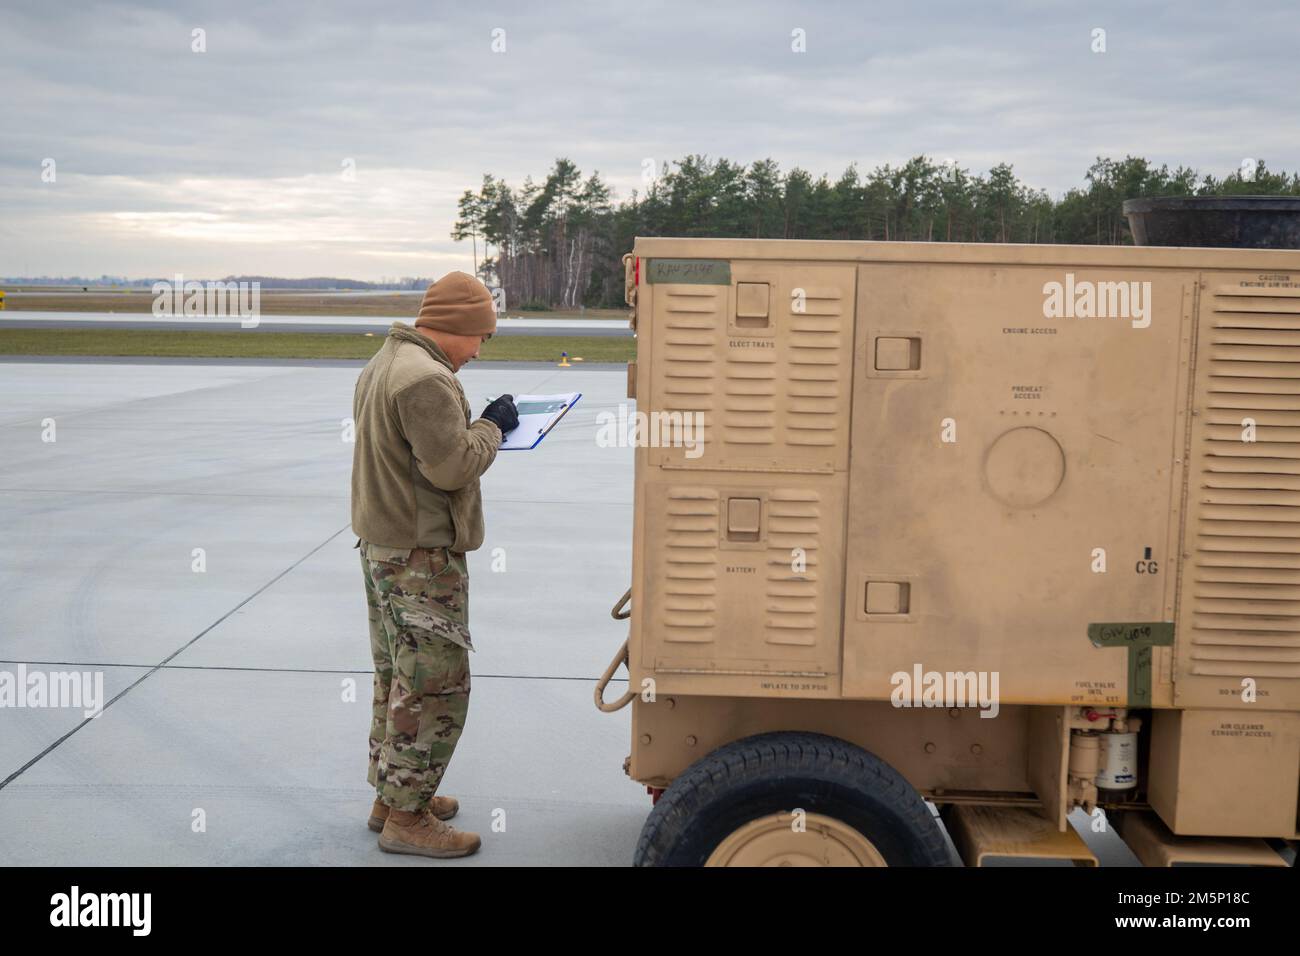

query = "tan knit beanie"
[[414, 272, 497, 335]]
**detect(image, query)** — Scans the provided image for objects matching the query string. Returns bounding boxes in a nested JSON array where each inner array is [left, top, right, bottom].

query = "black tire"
[[634, 731, 953, 866]]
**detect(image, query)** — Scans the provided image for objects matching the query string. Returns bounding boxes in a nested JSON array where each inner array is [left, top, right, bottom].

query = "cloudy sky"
[[1, 0, 1297, 280]]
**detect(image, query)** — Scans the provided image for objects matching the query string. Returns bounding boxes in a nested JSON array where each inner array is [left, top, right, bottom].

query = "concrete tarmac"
[[0, 358, 643, 865], [0, 358, 1138, 866]]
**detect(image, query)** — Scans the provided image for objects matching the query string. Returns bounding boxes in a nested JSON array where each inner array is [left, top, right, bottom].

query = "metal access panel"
[[634, 259, 856, 696], [840, 260, 1192, 705], [644, 260, 856, 473], [1148, 708, 1300, 837]]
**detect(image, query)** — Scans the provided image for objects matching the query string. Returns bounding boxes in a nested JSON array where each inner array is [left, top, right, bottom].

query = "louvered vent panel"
[[661, 289, 720, 447], [722, 354, 776, 445], [662, 487, 719, 643], [1188, 285, 1300, 678], [764, 489, 821, 645], [786, 289, 844, 447], [715, 284, 846, 454]]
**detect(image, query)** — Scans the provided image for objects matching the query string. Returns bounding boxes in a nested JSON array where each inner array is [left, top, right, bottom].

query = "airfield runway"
[[0, 311, 633, 337], [0, 358, 1138, 866]]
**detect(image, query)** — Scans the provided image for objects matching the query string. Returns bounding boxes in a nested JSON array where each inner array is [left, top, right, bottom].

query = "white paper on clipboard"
[[498, 393, 582, 450]]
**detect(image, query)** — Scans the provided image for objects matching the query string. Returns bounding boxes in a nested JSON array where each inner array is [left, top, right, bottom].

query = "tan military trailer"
[[595, 223, 1300, 867]]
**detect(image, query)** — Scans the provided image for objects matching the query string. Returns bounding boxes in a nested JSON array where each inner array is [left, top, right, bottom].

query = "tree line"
[[452, 155, 1300, 310]]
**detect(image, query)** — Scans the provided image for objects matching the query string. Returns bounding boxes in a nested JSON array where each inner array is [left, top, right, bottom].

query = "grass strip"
[[0, 328, 634, 363]]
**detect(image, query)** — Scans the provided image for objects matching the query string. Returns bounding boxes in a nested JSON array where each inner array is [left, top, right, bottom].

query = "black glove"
[[479, 394, 519, 434]]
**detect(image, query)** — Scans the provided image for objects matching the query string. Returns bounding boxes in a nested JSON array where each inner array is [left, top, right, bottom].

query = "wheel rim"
[[705, 811, 887, 867]]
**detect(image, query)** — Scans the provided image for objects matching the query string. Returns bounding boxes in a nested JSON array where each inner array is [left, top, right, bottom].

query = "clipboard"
[[496, 393, 582, 450]]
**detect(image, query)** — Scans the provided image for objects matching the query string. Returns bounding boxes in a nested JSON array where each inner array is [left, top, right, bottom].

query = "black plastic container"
[[1123, 196, 1300, 249]]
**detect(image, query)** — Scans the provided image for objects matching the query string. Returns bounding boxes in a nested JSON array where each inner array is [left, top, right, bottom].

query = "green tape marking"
[[644, 259, 731, 285], [1088, 622, 1175, 707]]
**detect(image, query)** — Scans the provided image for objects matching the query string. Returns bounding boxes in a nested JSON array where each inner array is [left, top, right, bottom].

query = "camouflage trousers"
[[360, 540, 473, 813]]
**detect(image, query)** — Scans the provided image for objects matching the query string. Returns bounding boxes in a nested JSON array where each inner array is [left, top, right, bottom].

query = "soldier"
[[351, 272, 519, 858]]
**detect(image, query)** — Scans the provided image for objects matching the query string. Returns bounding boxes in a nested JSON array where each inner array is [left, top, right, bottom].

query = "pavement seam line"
[[0, 659, 630, 681], [0, 523, 350, 792]]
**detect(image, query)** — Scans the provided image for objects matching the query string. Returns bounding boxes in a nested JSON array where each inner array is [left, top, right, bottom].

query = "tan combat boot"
[[368, 796, 458, 832], [378, 808, 481, 859]]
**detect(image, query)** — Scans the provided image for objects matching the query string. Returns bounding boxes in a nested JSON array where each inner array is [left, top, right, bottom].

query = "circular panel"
[[984, 426, 1065, 508]]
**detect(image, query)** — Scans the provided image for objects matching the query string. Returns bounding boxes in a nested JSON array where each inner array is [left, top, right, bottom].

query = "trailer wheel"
[[633, 731, 953, 867]]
